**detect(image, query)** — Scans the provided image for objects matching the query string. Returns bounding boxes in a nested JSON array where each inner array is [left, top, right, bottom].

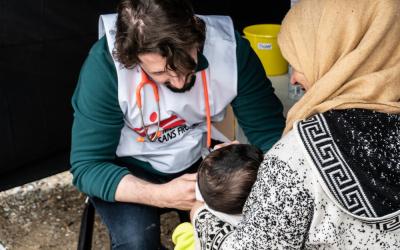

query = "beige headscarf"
[[278, 0, 400, 134]]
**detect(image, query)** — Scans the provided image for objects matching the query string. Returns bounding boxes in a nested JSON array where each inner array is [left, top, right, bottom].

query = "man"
[[70, 0, 285, 249]]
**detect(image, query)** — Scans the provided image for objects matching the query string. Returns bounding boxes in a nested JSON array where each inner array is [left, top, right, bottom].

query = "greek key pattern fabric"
[[194, 127, 400, 248], [297, 114, 377, 218], [195, 209, 235, 250], [361, 215, 400, 232]]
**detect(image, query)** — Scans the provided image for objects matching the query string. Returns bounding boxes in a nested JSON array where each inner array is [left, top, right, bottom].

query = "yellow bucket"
[[243, 24, 288, 76]]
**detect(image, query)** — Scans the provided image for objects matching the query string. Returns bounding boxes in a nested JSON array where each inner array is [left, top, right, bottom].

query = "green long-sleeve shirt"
[[70, 31, 285, 202]]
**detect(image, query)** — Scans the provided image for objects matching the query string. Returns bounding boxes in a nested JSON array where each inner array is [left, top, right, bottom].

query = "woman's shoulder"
[[259, 128, 319, 194], [265, 129, 306, 168]]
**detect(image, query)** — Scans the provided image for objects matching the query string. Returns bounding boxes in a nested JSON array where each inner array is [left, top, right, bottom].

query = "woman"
[[192, 0, 400, 249]]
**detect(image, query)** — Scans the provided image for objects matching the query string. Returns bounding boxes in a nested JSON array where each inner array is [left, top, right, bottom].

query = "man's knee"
[[110, 224, 161, 250], [107, 218, 161, 249], [91, 198, 162, 249]]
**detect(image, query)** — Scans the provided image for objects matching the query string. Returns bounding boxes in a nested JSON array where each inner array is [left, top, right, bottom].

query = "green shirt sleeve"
[[70, 37, 130, 202], [231, 31, 285, 152]]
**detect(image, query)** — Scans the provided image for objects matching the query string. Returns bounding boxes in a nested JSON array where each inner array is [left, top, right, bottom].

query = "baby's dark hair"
[[197, 144, 263, 214]]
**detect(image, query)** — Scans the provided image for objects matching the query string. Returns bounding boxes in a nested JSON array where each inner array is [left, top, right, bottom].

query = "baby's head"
[[197, 144, 263, 214]]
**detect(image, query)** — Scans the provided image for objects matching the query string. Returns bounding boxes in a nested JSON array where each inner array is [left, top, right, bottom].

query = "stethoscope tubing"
[[135, 68, 211, 148]]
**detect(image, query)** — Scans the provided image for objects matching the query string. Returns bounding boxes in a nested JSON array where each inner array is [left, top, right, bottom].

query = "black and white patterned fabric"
[[194, 109, 400, 249], [194, 153, 314, 250], [297, 109, 400, 230]]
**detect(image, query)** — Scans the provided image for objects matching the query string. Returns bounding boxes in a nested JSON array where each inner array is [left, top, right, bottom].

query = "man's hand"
[[190, 200, 205, 221], [114, 173, 196, 210], [157, 173, 197, 210], [213, 140, 240, 150]]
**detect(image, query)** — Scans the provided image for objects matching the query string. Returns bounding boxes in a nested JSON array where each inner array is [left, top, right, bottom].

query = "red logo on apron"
[[132, 115, 186, 137]]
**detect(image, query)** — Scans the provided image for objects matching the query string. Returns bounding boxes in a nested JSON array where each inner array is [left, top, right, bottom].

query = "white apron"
[[99, 14, 237, 173]]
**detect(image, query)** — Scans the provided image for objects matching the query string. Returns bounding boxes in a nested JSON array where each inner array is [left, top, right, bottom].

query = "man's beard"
[[164, 74, 197, 93]]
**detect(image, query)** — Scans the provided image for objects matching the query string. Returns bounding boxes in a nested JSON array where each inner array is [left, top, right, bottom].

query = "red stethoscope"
[[135, 69, 212, 148]]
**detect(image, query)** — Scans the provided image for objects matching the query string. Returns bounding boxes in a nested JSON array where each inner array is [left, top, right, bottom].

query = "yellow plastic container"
[[243, 24, 288, 76]]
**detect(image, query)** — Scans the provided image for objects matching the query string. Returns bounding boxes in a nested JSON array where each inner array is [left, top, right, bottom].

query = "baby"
[[172, 144, 263, 250]]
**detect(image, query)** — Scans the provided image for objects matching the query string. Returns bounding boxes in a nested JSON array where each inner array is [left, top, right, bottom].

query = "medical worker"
[[70, 0, 285, 249]]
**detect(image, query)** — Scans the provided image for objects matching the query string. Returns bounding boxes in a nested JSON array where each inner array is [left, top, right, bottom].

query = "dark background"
[[0, 0, 290, 191]]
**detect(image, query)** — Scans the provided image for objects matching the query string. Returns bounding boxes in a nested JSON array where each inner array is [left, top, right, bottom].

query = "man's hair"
[[198, 144, 263, 214], [113, 0, 206, 76]]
